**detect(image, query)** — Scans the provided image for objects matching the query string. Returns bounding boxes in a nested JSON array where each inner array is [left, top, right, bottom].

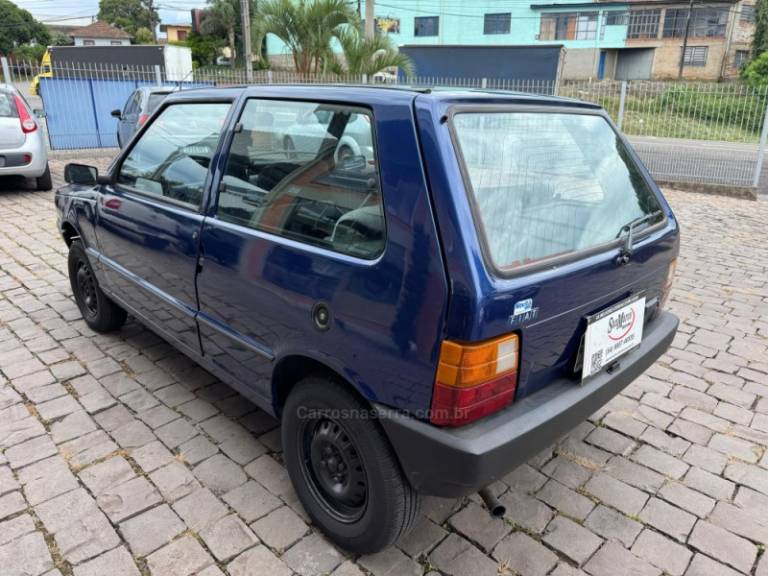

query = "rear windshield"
[[0, 93, 18, 118], [452, 110, 663, 271], [147, 93, 170, 114]]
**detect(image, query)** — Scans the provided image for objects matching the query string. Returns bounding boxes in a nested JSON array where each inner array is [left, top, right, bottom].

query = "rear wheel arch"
[[271, 354, 371, 417]]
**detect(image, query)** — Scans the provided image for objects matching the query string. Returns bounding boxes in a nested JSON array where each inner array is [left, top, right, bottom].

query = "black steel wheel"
[[68, 240, 127, 332], [282, 377, 420, 554]]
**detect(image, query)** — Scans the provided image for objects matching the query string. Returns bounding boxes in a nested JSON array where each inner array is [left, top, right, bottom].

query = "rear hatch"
[[0, 91, 25, 150], [422, 97, 679, 402]]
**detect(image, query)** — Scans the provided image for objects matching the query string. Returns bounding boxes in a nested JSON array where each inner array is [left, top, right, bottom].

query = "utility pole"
[[240, 0, 254, 83], [677, 0, 695, 79], [147, 0, 157, 43], [365, 0, 375, 39]]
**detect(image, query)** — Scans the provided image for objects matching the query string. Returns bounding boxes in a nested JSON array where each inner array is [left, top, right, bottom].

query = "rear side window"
[[117, 102, 231, 208], [0, 93, 18, 118], [216, 99, 384, 259], [451, 110, 663, 270], [147, 93, 170, 114]]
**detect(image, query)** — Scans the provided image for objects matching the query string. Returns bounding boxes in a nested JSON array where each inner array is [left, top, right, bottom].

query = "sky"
[[15, 0, 208, 29]]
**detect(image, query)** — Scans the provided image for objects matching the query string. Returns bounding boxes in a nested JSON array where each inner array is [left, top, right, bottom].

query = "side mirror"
[[64, 163, 98, 186], [33, 109, 46, 119], [111, 109, 122, 119]]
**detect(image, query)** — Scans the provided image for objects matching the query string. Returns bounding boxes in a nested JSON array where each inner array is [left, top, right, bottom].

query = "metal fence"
[[3, 57, 767, 192]]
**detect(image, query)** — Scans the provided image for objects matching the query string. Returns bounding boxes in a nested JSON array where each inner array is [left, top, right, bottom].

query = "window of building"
[[110, 40, 123, 45], [117, 103, 232, 208], [735, 49, 750, 67], [682, 45, 708, 66], [414, 16, 439, 36], [539, 12, 598, 40], [484, 12, 511, 34], [177, 30, 188, 41], [627, 9, 661, 39], [606, 11, 629, 25], [216, 99, 385, 260], [741, 4, 755, 23], [83, 39, 96, 46], [663, 7, 728, 38]]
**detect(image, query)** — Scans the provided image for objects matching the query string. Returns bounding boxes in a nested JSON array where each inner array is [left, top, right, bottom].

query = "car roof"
[[161, 84, 600, 110]]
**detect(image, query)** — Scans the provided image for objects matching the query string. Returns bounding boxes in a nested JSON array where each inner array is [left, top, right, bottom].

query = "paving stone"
[[682, 444, 728, 474], [492, 531, 558, 576], [499, 490, 554, 533], [220, 435, 267, 465], [332, 561, 366, 576], [78, 455, 135, 495], [684, 466, 735, 500], [120, 388, 160, 413], [638, 497, 697, 542], [146, 535, 215, 576], [448, 502, 511, 552], [281, 533, 343, 576], [85, 356, 121, 379], [100, 373, 141, 397], [97, 475, 162, 523], [709, 433, 762, 463], [631, 529, 692, 576], [0, 531, 53, 576], [78, 386, 116, 414], [586, 542, 661, 576], [50, 410, 97, 444], [586, 426, 635, 455], [541, 456, 592, 489], [18, 456, 78, 506], [658, 481, 715, 518], [193, 453, 247, 495], [93, 404, 134, 432], [137, 404, 179, 429], [684, 553, 743, 576], [155, 418, 197, 449], [130, 440, 174, 473], [0, 491, 26, 520], [244, 455, 291, 497], [155, 383, 195, 407], [632, 445, 689, 479], [5, 434, 57, 469], [429, 533, 500, 576], [200, 513, 258, 562], [0, 465, 18, 497], [119, 503, 186, 557], [112, 419, 156, 449], [176, 398, 219, 422], [584, 505, 642, 548], [72, 546, 140, 576], [178, 435, 218, 465], [537, 480, 595, 521], [250, 506, 309, 552], [0, 513, 36, 546], [502, 464, 547, 493], [35, 394, 81, 422], [709, 501, 768, 546], [639, 426, 691, 457], [543, 516, 602, 565], [604, 456, 665, 492], [149, 461, 200, 502], [60, 430, 118, 469], [584, 473, 648, 516], [227, 545, 292, 576], [53, 510, 122, 564], [724, 461, 768, 495], [172, 487, 228, 531], [359, 546, 422, 576], [688, 520, 757, 574], [223, 480, 282, 523]]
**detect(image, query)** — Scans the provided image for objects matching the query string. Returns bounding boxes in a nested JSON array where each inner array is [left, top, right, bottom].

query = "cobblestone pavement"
[[1, 158, 768, 576]]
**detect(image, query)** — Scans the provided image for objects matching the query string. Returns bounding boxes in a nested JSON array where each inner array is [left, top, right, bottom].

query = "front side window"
[[664, 7, 727, 38], [415, 16, 439, 36], [484, 13, 511, 34], [451, 111, 663, 271], [539, 12, 597, 40], [216, 99, 384, 260], [683, 46, 708, 66], [628, 9, 660, 38], [117, 102, 231, 208]]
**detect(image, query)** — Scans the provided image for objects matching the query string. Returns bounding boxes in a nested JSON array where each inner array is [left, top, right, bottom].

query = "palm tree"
[[334, 28, 413, 77], [259, 0, 356, 74], [202, 0, 239, 63]]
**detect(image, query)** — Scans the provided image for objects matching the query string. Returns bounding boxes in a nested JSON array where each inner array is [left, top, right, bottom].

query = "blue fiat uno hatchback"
[[56, 85, 679, 553]]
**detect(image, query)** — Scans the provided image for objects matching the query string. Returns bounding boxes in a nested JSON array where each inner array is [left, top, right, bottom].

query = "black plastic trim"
[[376, 310, 678, 497]]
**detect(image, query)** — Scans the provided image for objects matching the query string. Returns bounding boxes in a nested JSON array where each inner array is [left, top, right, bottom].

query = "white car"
[[0, 85, 50, 190], [282, 109, 374, 164]]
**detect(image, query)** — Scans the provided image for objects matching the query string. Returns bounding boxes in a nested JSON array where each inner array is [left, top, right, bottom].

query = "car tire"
[[36, 164, 52, 191], [282, 376, 420, 554], [68, 240, 127, 332]]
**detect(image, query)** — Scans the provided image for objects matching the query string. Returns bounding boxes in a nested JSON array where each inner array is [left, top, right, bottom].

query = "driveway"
[[1, 158, 767, 576]]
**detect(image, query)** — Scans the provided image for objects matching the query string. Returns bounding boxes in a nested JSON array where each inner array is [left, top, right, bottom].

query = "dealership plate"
[[582, 293, 645, 380]]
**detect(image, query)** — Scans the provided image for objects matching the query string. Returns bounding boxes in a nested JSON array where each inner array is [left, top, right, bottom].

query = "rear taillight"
[[14, 95, 36, 133], [430, 334, 519, 427], [660, 258, 677, 309], [138, 114, 149, 126]]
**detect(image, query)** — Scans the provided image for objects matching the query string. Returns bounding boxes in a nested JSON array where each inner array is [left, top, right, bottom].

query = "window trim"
[[211, 96, 388, 264], [484, 12, 512, 35], [111, 97, 236, 213], [445, 104, 669, 279]]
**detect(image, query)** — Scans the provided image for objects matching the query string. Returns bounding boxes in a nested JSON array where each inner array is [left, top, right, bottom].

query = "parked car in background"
[[282, 108, 374, 163], [0, 85, 51, 190], [55, 85, 679, 554], [112, 86, 178, 148]]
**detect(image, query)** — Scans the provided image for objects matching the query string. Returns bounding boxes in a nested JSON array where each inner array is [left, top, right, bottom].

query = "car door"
[[95, 98, 233, 355], [195, 96, 448, 410], [118, 91, 141, 147]]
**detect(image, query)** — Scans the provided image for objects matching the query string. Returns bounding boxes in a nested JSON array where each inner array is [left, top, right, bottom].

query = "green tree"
[[133, 27, 154, 44], [174, 31, 225, 67], [0, 0, 50, 55], [50, 32, 73, 46], [201, 0, 239, 63], [743, 51, 768, 85], [754, 0, 768, 58], [333, 28, 412, 76], [259, 0, 356, 73], [98, 0, 158, 36]]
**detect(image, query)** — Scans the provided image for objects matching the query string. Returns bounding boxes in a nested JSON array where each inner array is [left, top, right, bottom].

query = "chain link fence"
[[3, 58, 766, 193]]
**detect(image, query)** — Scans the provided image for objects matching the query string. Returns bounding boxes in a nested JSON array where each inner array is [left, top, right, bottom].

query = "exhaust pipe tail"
[[478, 487, 506, 518]]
